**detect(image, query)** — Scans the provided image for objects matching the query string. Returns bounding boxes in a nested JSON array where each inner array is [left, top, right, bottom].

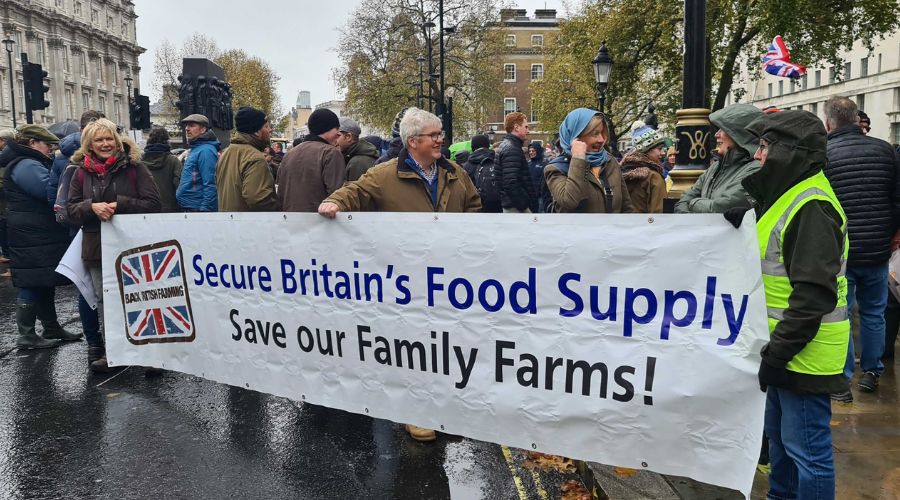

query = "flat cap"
[[339, 117, 362, 137], [180, 114, 209, 126], [18, 124, 59, 144]]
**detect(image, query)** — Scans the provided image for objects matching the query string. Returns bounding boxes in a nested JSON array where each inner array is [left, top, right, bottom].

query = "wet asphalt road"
[[0, 280, 585, 499]]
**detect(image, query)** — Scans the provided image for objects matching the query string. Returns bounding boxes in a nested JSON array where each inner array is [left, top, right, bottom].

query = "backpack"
[[55, 164, 137, 227], [473, 155, 500, 208]]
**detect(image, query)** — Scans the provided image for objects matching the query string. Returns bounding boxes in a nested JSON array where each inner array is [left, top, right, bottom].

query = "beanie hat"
[[308, 108, 340, 136], [471, 134, 490, 150], [391, 108, 409, 138], [630, 121, 665, 153], [235, 107, 267, 134]]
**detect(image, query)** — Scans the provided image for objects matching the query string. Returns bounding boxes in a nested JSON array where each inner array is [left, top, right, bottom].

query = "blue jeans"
[[845, 263, 887, 378], [78, 293, 102, 348], [764, 387, 835, 500]]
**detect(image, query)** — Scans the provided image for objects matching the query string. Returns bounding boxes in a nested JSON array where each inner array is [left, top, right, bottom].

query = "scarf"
[[83, 154, 119, 177], [620, 150, 663, 177], [235, 132, 270, 152], [549, 108, 610, 173]]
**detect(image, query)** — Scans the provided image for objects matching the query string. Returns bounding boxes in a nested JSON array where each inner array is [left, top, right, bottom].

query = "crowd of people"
[[1, 94, 898, 500]]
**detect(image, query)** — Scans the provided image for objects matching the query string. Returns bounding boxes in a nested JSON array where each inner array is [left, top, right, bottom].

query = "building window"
[[82, 91, 90, 110], [111, 62, 117, 82], [121, 23, 128, 37], [530, 99, 538, 122], [80, 53, 88, 76], [777, 80, 783, 96], [55, 0, 64, 8], [801, 74, 807, 89], [91, 9, 99, 23], [829, 67, 836, 84], [857, 93, 866, 111], [892, 122, 900, 145], [107, 16, 114, 29], [860, 58, 868, 77], [17, 79, 24, 111], [503, 98, 516, 115], [98, 94, 106, 114], [74, 1, 82, 16], [114, 98, 121, 123], [503, 63, 516, 82], [814, 70, 821, 87], [36, 38, 45, 65], [531, 35, 543, 47], [0, 73, 5, 109], [843, 61, 851, 79], [62, 46, 70, 73], [811, 102, 818, 116], [65, 88, 74, 119], [878, 54, 882, 73], [505, 35, 516, 47], [767, 83, 772, 98], [531, 64, 543, 80]]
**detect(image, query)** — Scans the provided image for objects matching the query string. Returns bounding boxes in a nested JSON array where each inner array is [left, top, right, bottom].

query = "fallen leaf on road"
[[830, 420, 841, 427], [614, 467, 638, 477], [523, 451, 577, 473], [106, 392, 121, 399], [560, 480, 591, 500]]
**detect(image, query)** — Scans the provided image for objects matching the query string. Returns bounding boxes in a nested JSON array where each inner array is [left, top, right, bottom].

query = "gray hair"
[[824, 96, 858, 129], [0, 128, 15, 141], [399, 107, 442, 147]]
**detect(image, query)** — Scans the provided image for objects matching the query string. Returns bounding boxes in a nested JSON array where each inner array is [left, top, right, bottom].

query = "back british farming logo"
[[116, 240, 196, 345]]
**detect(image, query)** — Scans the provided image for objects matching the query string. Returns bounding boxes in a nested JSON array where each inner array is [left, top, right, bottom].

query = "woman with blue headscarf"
[[544, 108, 633, 213]]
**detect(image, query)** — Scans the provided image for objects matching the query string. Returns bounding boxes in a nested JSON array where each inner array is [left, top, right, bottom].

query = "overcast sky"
[[135, 0, 563, 115]]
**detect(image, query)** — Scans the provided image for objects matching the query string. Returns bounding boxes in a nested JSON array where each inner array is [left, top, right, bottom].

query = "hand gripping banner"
[[101, 212, 767, 496]]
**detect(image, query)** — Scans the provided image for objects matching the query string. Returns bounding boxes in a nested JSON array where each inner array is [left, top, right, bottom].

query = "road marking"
[[95, 366, 131, 388], [529, 467, 549, 500], [501, 445, 529, 500]]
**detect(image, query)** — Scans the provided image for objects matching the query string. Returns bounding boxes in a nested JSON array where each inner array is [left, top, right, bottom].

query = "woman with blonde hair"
[[66, 118, 161, 372], [544, 108, 633, 213]]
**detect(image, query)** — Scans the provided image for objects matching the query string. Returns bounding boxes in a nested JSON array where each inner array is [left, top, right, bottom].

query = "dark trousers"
[[0, 217, 8, 256], [885, 291, 899, 360], [78, 293, 102, 348]]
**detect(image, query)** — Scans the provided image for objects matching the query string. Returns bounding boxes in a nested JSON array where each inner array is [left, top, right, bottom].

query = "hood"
[[387, 136, 403, 155], [1, 140, 52, 168], [346, 138, 380, 160], [742, 110, 826, 210], [361, 135, 384, 151], [142, 143, 172, 170], [58, 132, 81, 157], [188, 130, 222, 150], [710, 103, 763, 156], [620, 150, 663, 177], [467, 147, 494, 165], [528, 141, 544, 163]]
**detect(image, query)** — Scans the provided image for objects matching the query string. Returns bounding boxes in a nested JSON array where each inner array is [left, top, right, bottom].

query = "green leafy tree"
[[214, 49, 282, 121], [334, 0, 508, 137]]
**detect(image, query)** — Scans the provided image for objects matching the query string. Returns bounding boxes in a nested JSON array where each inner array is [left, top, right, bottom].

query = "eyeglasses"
[[415, 131, 445, 141]]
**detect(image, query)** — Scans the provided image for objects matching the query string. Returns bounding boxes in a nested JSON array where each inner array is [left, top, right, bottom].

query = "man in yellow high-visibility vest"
[[723, 110, 848, 500]]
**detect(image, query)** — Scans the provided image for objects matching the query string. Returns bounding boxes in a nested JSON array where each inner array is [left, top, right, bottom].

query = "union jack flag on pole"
[[761, 35, 806, 79]]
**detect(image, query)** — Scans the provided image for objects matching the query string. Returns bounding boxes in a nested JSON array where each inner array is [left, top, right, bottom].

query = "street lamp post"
[[591, 42, 613, 113], [2, 35, 16, 128], [422, 21, 435, 113], [416, 56, 425, 109], [124, 75, 133, 128]]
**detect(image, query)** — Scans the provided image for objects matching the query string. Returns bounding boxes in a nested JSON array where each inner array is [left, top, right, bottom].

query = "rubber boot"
[[16, 301, 62, 350], [36, 296, 83, 342]]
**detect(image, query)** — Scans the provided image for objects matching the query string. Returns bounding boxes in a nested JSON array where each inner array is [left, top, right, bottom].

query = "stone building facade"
[[485, 8, 560, 144], [0, 0, 143, 129], [729, 30, 900, 145]]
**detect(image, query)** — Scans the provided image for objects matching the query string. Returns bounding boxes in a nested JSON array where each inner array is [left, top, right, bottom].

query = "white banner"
[[101, 212, 767, 496]]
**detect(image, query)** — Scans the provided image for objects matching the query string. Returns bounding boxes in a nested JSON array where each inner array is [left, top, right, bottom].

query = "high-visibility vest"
[[756, 170, 849, 375]]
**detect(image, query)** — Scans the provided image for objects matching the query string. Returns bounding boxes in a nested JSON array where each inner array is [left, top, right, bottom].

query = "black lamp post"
[[591, 42, 613, 113], [416, 55, 425, 109], [422, 21, 435, 113], [2, 35, 16, 128], [124, 75, 133, 128]]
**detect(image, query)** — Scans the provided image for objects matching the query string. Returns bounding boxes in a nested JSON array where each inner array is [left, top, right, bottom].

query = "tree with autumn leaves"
[[152, 34, 281, 127], [532, 0, 899, 143]]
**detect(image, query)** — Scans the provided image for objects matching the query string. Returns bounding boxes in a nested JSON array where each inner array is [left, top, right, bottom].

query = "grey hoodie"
[[675, 104, 763, 213]]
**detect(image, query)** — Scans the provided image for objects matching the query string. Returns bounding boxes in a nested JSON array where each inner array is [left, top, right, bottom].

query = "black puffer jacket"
[[0, 142, 70, 288], [496, 134, 537, 212], [824, 125, 900, 265]]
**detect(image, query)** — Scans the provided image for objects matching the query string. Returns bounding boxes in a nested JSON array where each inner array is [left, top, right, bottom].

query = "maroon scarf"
[[83, 154, 118, 177]]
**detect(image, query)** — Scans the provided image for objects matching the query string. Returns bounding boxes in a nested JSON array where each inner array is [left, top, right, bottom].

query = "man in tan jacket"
[[216, 107, 280, 212], [318, 108, 480, 442]]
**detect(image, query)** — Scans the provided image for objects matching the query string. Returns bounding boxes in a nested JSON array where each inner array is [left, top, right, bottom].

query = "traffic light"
[[23, 62, 50, 111], [130, 92, 150, 130]]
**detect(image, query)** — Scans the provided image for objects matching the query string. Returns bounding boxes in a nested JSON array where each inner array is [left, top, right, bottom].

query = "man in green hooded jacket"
[[725, 110, 847, 500], [675, 103, 762, 213]]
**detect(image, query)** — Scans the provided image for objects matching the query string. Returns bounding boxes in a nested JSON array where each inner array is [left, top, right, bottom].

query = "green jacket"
[[216, 133, 280, 212], [675, 104, 762, 213], [743, 110, 848, 395], [345, 138, 380, 182]]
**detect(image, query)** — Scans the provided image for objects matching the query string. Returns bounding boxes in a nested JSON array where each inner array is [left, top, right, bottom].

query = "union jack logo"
[[761, 35, 806, 79], [117, 241, 195, 345]]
